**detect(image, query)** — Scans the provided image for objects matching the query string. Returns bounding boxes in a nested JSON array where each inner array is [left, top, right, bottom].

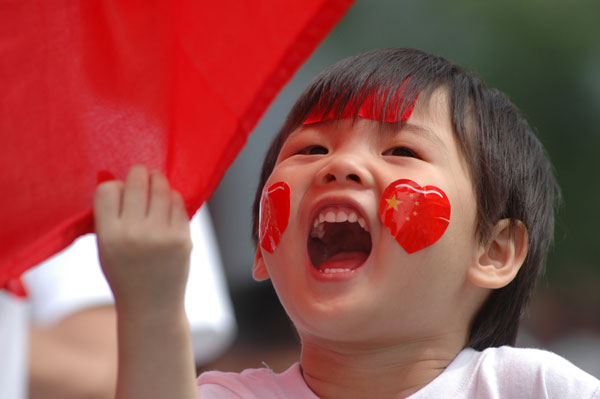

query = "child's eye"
[[297, 145, 328, 155], [382, 146, 419, 158]]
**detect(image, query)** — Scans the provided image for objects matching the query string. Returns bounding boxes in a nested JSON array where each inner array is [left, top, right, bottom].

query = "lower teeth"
[[319, 268, 352, 273]]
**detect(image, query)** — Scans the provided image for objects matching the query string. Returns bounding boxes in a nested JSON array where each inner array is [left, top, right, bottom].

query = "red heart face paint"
[[259, 182, 291, 254], [379, 179, 451, 254]]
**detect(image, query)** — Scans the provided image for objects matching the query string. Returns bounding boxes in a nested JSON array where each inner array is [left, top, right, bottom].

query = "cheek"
[[379, 179, 451, 254], [259, 181, 291, 253]]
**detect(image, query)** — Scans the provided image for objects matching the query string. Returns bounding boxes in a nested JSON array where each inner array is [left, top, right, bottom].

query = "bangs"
[[285, 48, 444, 133], [302, 77, 419, 126]]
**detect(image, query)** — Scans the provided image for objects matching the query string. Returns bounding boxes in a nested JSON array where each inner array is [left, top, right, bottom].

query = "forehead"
[[410, 88, 473, 175], [409, 88, 471, 165], [286, 87, 454, 143], [282, 87, 471, 173], [408, 88, 453, 137]]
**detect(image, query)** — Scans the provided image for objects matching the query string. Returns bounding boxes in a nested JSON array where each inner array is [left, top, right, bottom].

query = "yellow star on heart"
[[386, 194, 401, 210]]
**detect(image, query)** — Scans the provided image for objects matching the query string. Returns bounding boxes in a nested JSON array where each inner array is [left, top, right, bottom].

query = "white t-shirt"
[[0, 207, 236, 399], [196, 346, 600, 398], [0, 293, 29, 399]]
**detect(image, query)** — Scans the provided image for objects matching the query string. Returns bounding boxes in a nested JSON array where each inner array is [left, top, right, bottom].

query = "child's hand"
[[94, 165, 192, 314]]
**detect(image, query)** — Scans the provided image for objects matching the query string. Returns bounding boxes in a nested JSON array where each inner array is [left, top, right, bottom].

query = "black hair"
[[251, 48, 560, 350]]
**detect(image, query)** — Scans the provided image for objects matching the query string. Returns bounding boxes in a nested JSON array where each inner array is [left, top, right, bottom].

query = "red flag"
[[0, 0, 354, 294]]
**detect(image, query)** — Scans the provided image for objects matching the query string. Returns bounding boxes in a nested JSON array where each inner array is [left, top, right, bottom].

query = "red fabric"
[[0, 0, 354, 294]]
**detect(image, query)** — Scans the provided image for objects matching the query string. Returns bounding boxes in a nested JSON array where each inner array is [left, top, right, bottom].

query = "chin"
[[284, 289, 384, 340]]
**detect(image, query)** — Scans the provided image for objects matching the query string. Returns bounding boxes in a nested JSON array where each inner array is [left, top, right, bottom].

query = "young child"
[[94, 48, 600, 398]]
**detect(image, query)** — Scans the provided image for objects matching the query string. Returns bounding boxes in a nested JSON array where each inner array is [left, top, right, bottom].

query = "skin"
[[94, 166, 196, 399], [253, 89, 527, 398], [94, 88, 527, 398], [28, 306, 117, 399]]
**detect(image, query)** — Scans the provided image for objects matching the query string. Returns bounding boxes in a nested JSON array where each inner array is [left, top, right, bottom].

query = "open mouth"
[[307, 206, 372, 273]]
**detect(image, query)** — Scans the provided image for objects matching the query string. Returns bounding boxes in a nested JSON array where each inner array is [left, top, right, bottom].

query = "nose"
[[315, 154, 374, 188]]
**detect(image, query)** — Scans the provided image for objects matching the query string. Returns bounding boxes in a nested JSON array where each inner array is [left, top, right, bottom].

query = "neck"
[[300, 332, 467, 399]]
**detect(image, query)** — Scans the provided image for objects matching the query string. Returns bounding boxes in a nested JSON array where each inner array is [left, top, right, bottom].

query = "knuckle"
[[165, 230, 193, 252], [151, 188, 169, 203], [126, 179, 146, 192], [95, 181, 118, 199], [151, 172, 169, 187], [121, 224, 147, 244], [170, 189, 184, 204]]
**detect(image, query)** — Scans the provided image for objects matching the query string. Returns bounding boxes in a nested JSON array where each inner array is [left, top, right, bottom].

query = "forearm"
[[94, 167, 196, 398], [28, 306, 117, 399], [29, 329, 115, 399], [114, 304, 197, 399]]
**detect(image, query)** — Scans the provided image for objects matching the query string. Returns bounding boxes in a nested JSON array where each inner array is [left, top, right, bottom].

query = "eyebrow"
[[398, 123, 446, 149]]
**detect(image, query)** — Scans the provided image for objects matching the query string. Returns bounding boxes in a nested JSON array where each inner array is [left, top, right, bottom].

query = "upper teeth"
[[310, 207, 368, 239]]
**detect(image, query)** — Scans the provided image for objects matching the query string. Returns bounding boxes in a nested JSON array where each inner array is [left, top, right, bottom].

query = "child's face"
[[256, 89, 482, 344]]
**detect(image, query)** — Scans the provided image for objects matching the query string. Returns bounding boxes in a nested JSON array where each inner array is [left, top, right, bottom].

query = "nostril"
[[347, 174, 360, 183], [324, 173, 336, 183]]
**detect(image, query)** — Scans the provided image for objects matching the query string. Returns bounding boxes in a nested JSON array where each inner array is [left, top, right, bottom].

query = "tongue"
[[318, 251, 368, 271]]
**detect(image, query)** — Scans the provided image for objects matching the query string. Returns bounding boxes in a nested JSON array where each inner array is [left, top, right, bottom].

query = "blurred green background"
[[207, 0, 600, 374]]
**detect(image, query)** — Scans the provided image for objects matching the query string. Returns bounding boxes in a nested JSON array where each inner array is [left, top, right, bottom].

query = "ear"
[[467, 219, 528, 289], [252, 246, 270, 281]]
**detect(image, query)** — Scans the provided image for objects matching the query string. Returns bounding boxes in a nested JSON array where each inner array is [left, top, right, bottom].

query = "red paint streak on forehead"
[[304, 77, 417, 125]]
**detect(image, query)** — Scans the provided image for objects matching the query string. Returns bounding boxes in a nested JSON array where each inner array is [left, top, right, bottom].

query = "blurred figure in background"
[[0, 206, 235, 399]]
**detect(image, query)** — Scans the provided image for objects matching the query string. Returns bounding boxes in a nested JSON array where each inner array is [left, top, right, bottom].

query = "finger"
[[169, 189, 190, 228], [94, 180, 124, 233], [122, 165, 149, 220], [148, 172, 170, 224]]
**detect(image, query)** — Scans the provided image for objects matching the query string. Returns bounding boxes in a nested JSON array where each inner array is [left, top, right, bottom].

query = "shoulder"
[[412, 346, 600, 399], [196, 363, 318, 398], [467, 346, 599, 398], [477, 346, 596, 377]]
